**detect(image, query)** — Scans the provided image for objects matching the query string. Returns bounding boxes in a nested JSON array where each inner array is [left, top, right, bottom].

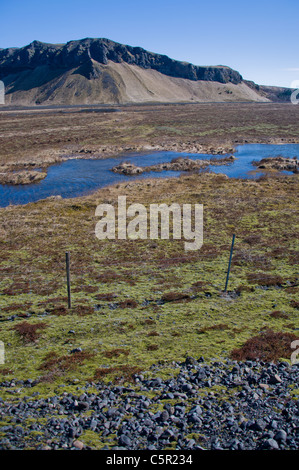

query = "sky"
[[0, 0, 298, 87]]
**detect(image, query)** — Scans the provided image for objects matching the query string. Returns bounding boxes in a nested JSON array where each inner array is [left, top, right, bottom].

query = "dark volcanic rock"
[[0, 358, 298, 450], [0, 38, 243, 85]]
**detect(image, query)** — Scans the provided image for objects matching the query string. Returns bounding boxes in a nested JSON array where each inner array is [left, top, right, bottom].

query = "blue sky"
[[0, 0, 298, 87]]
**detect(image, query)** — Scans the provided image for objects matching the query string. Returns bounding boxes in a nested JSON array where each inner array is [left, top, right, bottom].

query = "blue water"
[[0, 143, 298, 208]]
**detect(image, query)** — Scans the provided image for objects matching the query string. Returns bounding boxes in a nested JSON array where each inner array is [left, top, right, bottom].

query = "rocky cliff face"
[[0, 38, 243, 84], [0, 38, 271, 105]]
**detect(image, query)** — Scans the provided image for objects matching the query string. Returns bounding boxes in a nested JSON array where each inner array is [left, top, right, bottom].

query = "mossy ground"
[[0, 171, 298, 403]]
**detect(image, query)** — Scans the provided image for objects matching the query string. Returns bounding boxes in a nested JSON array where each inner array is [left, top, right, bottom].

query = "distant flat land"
[[1, 102, 299, 172]]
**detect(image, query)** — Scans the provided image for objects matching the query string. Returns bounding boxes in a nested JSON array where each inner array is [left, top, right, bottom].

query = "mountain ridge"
[[0, 37, 243, 83], [0, 38, 287, 105]]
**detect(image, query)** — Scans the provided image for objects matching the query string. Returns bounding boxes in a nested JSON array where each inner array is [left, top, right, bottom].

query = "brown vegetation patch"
[[235, 285, 255, 293], [198, 244, 220, 259], [2, 278, 59, 297], [95, 271, 122, 283], [191, 281, 207, 291], [246, 272, 284, 287], [147, 331, 160, 337], [11, 321, 48, 343], [290, 300, 299, 309], [81, 285, 98, 293], [30, 280, 60, 296], [3, 280, 31, 295], [37, 296, 68, 307], [46, 305, 68, 316], [147, 344, 159, 351], [73, 305, 94, 316], [39, 350, 95, 382], [270, 247, 288, 259], [232, 251, 273, 269], [155, 253, 198, 267], [288, 251, 299, 265], [270, 310, 289, 319], [230, 329, 299, 362], [95, 270, 136, 285], [94, 292, 118, 301], [103, 348, 130, 358], [2, 302, 32, 312], [243, 234, 262, 245], [143, 319, 156, 325], [0, 368, 14, 376], [161, 292, 190, 303], [72, 285, 98, 294]]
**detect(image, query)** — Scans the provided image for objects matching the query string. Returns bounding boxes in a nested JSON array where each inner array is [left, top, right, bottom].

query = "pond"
[[0, 143, 298, 208]]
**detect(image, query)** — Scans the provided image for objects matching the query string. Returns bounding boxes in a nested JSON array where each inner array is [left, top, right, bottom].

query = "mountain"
[[0, 38, 277, 105]]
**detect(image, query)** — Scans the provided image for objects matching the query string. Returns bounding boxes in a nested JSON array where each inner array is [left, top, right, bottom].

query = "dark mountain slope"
[[0, 38, 271, 105]]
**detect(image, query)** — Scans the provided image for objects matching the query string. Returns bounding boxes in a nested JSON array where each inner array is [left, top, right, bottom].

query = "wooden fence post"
[[224, 234, 235, 293], [66, 251, 71, 308]]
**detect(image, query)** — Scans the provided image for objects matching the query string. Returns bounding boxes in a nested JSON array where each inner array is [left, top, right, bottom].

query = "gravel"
[[0, 358, 298, 450]]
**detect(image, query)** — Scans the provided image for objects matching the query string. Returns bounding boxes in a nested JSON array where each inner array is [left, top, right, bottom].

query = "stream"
[[0, 143, 298, 208]]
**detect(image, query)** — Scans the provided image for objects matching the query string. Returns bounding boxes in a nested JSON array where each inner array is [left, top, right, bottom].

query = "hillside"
[[0, 38, 270, 105]]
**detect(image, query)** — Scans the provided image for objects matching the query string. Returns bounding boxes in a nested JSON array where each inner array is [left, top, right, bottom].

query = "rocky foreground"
[[0, 358, 298, 450]]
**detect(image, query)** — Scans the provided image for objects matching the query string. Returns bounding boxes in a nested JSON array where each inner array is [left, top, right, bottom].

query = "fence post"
[[224, 234, 235, 293], [66, 251, 71, 308]]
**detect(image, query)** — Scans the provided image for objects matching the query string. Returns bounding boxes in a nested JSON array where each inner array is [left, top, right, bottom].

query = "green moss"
[[77, 430, 106, 449]]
